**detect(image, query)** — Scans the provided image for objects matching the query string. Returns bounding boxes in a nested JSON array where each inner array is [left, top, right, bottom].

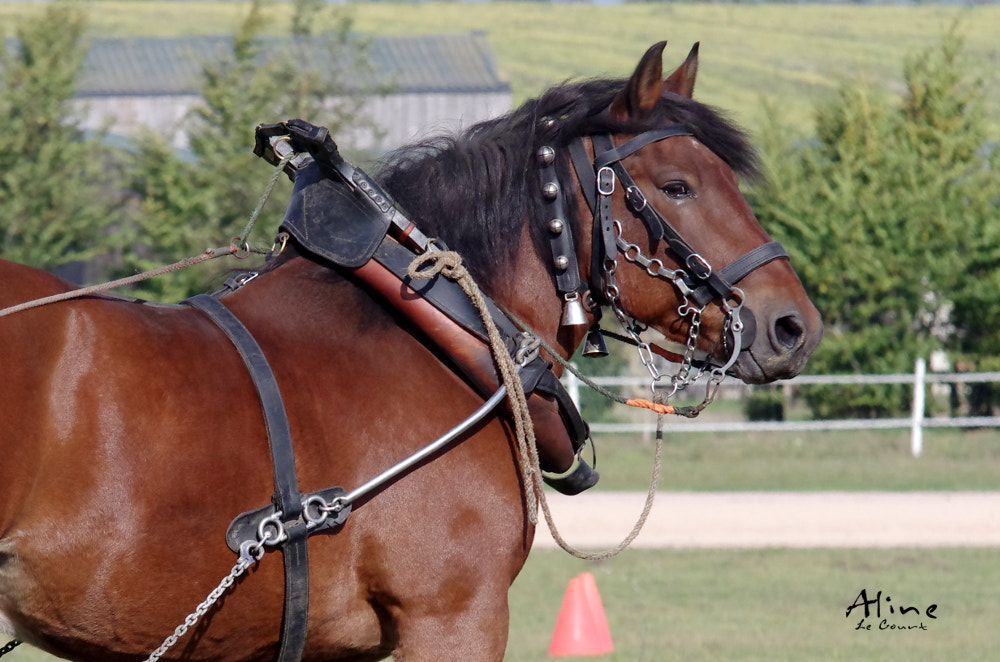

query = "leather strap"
[[592, 125, 694, 169], [369, 237, 588, 446], [184, 294, 309, 662], [590, 134, 620, 304], [568, 139, 597, 214], [716, 240, 789, 289], [580, 127, 790, 311], [537, 147, 583, 299]]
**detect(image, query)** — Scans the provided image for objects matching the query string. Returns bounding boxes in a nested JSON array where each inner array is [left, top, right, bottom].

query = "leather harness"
[[184, 116, 790, 661], [182, 119, 590, 661], [571, 125, 789, 312]]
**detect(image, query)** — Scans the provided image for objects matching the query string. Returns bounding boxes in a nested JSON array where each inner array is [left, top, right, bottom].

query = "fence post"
[[565, 363, 581, 411], [911, 357, 926, 458]]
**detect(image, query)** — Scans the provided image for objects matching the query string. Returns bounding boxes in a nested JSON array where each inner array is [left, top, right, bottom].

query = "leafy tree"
[[125, 0, 386, 301], [0, 3, 124, 275], [751, 27, 999, 418]]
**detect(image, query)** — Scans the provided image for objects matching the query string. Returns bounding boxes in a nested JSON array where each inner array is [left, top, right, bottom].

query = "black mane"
[[375, 78, 760, 292]]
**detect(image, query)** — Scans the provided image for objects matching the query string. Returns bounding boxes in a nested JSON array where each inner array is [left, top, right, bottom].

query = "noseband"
[[539, 121, 789, 398]]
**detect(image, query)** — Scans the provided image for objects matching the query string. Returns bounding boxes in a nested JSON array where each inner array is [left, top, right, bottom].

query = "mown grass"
[[12, 548, 1000, 662], [506, 547, 1000, 662], [1, 2, 998, 135], [587, 427, 1000, 491]]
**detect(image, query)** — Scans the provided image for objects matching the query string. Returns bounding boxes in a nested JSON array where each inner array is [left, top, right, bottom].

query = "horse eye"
[[662, 181, 694, 199]]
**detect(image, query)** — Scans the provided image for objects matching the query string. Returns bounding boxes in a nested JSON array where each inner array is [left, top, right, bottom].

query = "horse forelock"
[[374, 78, 760, 293]]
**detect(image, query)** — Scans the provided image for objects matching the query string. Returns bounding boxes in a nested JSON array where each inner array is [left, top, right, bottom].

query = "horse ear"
[[610, 41, 666, 118], [664, 42, 699, 98]]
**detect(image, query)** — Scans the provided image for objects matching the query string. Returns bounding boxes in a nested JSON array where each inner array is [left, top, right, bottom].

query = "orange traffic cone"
[[547, 572, 614, 657]]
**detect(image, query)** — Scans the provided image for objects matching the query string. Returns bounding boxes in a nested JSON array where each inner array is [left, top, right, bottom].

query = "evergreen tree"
[[126, 0, 386, 301], [0, 3, 124, 275], [751, 27, 999, 417]]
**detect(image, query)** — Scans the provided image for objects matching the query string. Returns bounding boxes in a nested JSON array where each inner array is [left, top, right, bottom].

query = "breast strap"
[[184, 294, 311, 662]]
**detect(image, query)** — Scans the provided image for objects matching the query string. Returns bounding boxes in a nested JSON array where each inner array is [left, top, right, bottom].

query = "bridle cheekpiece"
[[540, 119, 790, 404]]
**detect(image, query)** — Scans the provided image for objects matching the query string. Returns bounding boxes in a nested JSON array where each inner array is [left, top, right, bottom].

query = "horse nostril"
[[773, 314, 806, 350]]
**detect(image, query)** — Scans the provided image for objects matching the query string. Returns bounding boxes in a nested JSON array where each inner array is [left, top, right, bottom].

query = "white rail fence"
[[563, 358, 1000, 458]]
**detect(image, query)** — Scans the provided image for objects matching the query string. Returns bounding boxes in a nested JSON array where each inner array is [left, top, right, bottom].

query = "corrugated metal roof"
[[74, 31, 509, 97]]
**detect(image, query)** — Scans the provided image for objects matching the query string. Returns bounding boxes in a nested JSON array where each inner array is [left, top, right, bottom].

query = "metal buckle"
[[597, 166, 615, 196], [685, 253, 713, 279], [625, 185, 648, 212]]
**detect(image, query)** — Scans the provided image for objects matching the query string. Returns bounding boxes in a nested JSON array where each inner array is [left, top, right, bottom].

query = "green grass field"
[[585, 427, 1000, 491], [507, 547, 1000, 662], [1, 2, 999, 136], [11, 547, 1000, 662]]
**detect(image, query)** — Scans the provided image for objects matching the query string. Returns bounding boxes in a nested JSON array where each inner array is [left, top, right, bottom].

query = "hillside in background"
[[2, 1, 997, 138]]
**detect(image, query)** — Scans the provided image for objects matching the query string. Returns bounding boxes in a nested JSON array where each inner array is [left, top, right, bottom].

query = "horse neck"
[[482, 224, 589, 369], [245, 241, 586, 370]]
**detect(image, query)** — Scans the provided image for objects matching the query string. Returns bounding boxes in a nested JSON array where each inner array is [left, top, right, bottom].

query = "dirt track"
[[532, 491, 1000, 549]]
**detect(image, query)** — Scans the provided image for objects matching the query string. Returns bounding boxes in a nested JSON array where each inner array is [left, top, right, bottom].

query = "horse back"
[[0, 258, 76, 304]]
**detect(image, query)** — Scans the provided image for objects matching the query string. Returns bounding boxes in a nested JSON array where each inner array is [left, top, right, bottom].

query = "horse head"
[[380, 41, 821, 391], [532, 41, 821, 387]]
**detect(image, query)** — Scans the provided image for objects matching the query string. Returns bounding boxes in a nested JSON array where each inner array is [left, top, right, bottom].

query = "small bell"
[[582, 326, 609, 358], [560, 293, 589, 327]]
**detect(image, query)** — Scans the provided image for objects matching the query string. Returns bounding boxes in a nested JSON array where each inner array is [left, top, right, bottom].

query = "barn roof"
[[75, 31, 510, 97]]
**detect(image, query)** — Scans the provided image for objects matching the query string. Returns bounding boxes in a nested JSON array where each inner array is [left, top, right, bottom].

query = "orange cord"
[[624, 398, 677, 415]]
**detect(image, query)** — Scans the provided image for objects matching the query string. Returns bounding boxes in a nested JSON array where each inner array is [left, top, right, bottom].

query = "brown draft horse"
[[0, 42, 821, 661]]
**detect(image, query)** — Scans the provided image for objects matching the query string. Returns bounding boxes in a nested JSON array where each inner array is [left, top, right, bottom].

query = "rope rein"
[[500, 305, 701, 418], [409, 249, 663, 561], [0, 153, 290, 319], [407, 251, 545, 524]]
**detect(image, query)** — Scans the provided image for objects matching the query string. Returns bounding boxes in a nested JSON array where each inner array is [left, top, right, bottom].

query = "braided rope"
[[0, 153, 290, 319], [0, 246, 236, 318], [408, 249, 662, 560], [408, 251, 544, 523]]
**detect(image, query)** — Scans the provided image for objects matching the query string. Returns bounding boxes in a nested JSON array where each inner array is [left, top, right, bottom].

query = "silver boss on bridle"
[[536, 119, 789, 403]]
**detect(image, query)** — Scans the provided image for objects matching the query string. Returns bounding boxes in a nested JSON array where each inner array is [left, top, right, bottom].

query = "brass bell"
[[582, 327, 609, 358], [560, 293, 589, 327]]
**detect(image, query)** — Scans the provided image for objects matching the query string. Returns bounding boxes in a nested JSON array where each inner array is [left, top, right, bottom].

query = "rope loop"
[[408, 249, 666, 560], [407, 249, 468, 282]]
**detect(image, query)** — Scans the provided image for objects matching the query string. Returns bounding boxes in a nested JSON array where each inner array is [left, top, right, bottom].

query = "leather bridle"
[[548, 121, 789, 394]]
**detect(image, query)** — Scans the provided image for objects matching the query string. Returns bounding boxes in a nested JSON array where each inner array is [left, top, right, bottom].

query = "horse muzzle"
[[731, 304, 823, 384]]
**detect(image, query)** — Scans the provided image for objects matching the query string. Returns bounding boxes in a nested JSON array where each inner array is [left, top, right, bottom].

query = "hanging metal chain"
[[142, 476, 361, 661], [143, 549, 259, 662], [0, 640, 21, 658], [603, 223, 667, 386], [609, 220, 753, 413], [142, 521, 289, 662], [668, 300, 705, 396]]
